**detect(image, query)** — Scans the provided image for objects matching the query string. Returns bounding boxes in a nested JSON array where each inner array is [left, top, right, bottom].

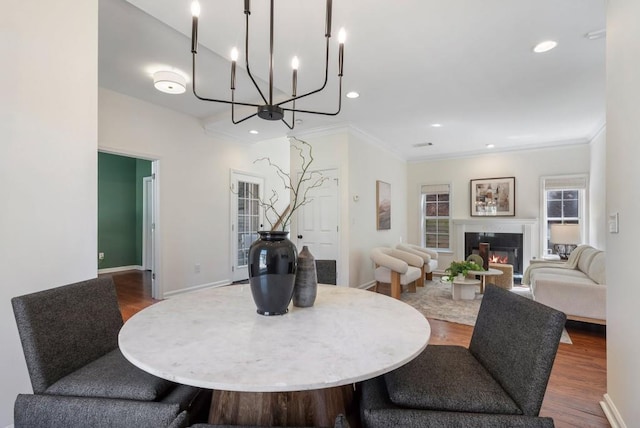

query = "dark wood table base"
[[209, 384, 356, 427]]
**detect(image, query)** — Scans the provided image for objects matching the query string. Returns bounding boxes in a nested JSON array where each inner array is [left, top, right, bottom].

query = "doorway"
[[98, 150, 161, 298]]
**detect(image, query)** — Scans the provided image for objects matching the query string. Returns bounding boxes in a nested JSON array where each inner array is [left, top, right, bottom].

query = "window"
[[541, 175, 588, 255], [421, 184, 450, 250]]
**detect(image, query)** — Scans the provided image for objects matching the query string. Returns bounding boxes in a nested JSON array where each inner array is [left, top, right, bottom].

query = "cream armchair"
[[396, 244, 439, 281], [370, 247, 424, 299]]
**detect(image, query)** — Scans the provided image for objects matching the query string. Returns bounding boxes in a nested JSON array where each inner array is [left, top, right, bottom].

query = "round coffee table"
[[451, 278, 480, 300], [468, 268, 504, 293]]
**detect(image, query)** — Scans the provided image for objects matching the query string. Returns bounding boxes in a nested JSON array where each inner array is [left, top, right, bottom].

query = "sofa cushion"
[[530, 267, 587, 280], [577, 247, 601, 274], [587, 252, 606, 285], [46, 349, 174, 401], [384, 345, 521, 415]]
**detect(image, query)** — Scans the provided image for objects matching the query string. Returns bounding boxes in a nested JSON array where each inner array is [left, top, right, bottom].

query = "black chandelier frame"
[[190, 0, 344, 130]]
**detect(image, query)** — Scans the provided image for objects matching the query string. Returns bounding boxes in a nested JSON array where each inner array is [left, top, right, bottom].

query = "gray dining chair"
[[11, 277, 211, 428], [360, 284, 566, 427]]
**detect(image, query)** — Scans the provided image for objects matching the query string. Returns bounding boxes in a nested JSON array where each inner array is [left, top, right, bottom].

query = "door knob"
[[297, 235, 303, 239]]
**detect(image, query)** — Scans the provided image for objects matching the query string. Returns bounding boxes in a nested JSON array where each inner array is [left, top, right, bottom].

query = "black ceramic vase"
[[293, 246, 318, 308], [248, 231, 298, 315]]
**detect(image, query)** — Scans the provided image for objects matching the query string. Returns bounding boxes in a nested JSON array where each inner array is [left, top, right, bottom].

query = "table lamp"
[[550, 224, 581, 259]]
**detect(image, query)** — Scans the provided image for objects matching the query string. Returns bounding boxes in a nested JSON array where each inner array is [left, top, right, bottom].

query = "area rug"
[[401, 279, 572, 344]]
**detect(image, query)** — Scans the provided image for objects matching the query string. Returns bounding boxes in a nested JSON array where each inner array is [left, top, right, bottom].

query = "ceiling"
[[99, 0, 606, 161]]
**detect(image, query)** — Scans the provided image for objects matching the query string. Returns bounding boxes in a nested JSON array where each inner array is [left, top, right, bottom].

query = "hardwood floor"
[[111, 271, 609, 428], [106, 269, 158, 321]]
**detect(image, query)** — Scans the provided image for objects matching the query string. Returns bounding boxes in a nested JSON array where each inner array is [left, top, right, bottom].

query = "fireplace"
[[453, 218, 539, 282], [465, 232, 524, 276]]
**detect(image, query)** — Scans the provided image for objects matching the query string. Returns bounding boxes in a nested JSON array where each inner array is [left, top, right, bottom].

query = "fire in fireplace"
[[464, 232, 524, 276]]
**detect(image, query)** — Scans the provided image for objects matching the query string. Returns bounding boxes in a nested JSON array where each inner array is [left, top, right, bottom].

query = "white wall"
[[0, 0, 99, 425], [99, 88, 289, 296], [605, 0, 640, 425], [406, 145, 591, 268], [347, 130, 408, 288], [589, 127, 607, 250]]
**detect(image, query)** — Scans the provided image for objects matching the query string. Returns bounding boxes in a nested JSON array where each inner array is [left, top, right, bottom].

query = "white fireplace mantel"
[[452, 218, 539, 274]]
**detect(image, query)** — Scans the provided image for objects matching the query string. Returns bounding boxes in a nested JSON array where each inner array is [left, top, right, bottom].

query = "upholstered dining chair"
[[396, 244, 439, 281], [11, 277, 211, 428], [370, 247, 423, 299], [360, 285, 566, 427]]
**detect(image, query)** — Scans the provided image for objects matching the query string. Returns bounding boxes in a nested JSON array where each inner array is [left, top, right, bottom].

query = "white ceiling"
[[99, 0, 606, 160]]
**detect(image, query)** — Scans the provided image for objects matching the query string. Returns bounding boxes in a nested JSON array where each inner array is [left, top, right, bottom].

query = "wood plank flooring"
[[111, 270, 609, 428]]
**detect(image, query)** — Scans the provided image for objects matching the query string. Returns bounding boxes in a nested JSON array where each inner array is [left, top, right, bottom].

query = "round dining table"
[[119, 284, 430, 426]]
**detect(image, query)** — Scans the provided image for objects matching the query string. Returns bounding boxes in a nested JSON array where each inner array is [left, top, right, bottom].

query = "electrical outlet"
[[194, 263, 201, 273], [98, 252, 105, 260]]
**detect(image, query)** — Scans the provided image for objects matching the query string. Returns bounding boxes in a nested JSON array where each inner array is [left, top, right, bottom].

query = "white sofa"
[[524, 245, 606, 324]]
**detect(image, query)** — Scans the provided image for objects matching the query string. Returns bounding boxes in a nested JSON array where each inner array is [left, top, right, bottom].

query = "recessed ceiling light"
[[431, 123, 442, 128], [153, 70, 186, 94], [346, 91, 360, 99], [249, 130, 259, 135], [486, 144, 495, 149], [533, 40, 558, 53]]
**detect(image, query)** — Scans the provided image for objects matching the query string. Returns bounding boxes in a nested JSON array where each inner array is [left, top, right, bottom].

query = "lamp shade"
[[550, 224, 581, 245], [153, 71, 186, 94]]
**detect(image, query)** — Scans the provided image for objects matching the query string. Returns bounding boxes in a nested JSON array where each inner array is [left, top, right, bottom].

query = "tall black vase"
[[248, 231, 298, 316]]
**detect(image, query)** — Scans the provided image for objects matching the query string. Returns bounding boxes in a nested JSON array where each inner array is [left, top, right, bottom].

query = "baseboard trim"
[[600, 394, 627, 428], [359, 280, 376, 290], [163, 280, 231, 298], [98, 265, 143, 274]]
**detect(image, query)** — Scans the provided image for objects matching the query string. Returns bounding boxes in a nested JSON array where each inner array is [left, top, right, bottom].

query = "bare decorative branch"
[[252, 137, 329, 231]]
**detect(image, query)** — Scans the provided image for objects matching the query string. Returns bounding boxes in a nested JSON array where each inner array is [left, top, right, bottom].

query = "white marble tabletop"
[[119, 284, 430, 392]]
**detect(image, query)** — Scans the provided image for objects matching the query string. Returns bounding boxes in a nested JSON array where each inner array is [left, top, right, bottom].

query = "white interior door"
[[295, 168, 339, 273], [231, 172, 264, 282], [142, 177, 153, 271]]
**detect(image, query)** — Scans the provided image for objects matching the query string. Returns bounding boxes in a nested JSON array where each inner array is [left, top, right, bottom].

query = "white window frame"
[[539, 174, 589, 257], [420, 183, 452, 251]]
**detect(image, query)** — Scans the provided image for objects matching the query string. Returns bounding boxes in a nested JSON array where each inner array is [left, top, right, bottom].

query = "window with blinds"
[[421, 184, 450, 250], [541, 175, 588, 255]]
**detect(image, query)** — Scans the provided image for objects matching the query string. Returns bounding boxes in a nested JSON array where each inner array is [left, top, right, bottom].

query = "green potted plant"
[[444, 260, 484, 281]]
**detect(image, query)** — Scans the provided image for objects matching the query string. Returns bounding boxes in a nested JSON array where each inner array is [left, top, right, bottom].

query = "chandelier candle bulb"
[[325, 0, 333, 37], [292, 56, 299, 96], [231, 48, 238, 90], [338, 28, 345, 76], [190, 1, 200, 54]]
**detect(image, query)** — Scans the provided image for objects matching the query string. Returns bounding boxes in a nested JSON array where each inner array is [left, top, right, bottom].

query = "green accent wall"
[[98, 152, 152, 269]]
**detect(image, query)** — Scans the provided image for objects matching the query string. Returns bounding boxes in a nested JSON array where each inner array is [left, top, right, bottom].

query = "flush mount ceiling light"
[[533, 40, 558, 53], [190, 0, 347, 130], [153, 70, 186, 94]]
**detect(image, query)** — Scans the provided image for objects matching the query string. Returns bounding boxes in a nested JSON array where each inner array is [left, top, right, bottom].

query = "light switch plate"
[[608, 212, 619, 233]]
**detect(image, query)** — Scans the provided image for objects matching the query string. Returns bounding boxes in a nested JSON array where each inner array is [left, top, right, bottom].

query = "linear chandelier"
[[190, 0, 345, 130]]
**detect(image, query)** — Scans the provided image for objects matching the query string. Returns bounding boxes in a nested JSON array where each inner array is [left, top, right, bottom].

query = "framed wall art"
[[376, 180, 391, 230], [470, 177, 515, 217]]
